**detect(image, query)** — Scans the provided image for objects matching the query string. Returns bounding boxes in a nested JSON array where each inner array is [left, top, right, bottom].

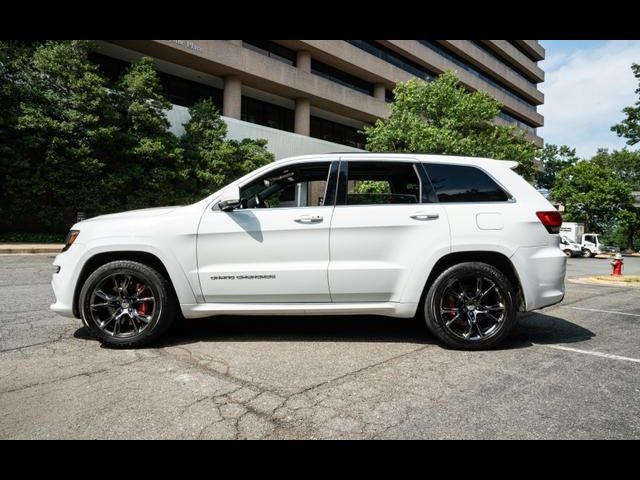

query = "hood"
[[77, 206, 180, 225]]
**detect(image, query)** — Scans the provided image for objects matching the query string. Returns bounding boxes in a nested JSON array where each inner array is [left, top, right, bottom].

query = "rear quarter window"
[[423, 163, 511, 203]]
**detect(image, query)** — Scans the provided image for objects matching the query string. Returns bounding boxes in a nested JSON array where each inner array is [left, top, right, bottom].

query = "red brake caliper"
[[447, 296, 457, 320], [135, 283, 149, 316]]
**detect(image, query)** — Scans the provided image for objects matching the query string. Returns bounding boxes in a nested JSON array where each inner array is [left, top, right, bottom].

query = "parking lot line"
[[536, 344, 640, 364], [560, 306, 640, 317]]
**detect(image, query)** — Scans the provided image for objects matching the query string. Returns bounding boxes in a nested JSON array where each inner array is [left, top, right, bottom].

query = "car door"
[[197, 160, 337, 303], [328, 158, 450, 303]]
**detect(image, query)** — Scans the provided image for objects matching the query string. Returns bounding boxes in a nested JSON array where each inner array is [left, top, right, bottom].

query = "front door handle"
[[294, 215, 323, 224], [410, 213, 439, 221]]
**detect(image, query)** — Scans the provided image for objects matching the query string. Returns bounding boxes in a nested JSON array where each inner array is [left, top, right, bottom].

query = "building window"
[[498, 111, 536, 136], [310, 59, 373, 96], [241, 96, 294, 132], [242, 40, 297, 67], [89, 52, 223, 110], [471, 41, 539, 84], [423, 164, 511, 203], [417, 41, 538, 111], [346, 40, 436, 81], [310, 116, 366, 149], [385, 89, 395, 103], [507, 41, 541, 63]]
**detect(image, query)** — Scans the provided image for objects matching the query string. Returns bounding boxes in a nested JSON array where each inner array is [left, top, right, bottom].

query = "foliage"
[[101, 57, 187, 212], [0, 42, 274, 234], [352, 180, 390, 194], [1, 40, 115, 232], [551, 161, 632, 233], [180, 98, 274, 201], [601, 213, 640, 252], [611, 63, 640, 146], [364, 72, 539, 181], [590, 148, 640, 251], [591, 147, 640, 189], [535, 144, 578, 190]]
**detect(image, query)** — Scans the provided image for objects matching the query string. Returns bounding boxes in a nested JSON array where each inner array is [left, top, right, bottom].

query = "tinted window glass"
[[424, 164, 510, 202], [239, 162, 330, 209], [344, 162, 420, 205]]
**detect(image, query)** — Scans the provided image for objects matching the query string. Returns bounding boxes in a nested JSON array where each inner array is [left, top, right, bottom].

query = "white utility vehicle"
[[560, 222, 603, 258], [51, 154, 566, 350], [580, 234, 605, 258], [559, 235, 582, 257]]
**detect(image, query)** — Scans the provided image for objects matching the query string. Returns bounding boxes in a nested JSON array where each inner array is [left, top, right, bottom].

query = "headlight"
[[61, 230, 80, 252]]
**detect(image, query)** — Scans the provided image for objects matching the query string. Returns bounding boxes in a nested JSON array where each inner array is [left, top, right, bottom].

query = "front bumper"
[[50, 244, 84, 318], [511, 245, 567, 311]]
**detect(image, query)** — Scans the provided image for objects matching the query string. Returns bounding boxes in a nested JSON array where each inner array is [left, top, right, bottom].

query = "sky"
[[538, 40, 640, 159]]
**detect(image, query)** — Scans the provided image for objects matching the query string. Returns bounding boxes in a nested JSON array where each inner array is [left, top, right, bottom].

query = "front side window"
[[239, 162, 331, 209], [423, 164, 511, 203], [342, 162, 420, 205]]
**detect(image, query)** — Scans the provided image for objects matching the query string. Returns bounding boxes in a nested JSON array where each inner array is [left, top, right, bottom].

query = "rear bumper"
[[511, 245, 566, 311]]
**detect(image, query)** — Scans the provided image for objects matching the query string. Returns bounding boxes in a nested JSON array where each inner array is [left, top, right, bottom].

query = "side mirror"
[[217, 185, 242, 212]]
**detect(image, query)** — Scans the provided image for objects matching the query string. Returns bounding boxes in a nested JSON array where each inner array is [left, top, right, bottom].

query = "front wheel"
[[424, 262, 517, 350], [582, 249, 594, 258], [79, 260, 177, 348]]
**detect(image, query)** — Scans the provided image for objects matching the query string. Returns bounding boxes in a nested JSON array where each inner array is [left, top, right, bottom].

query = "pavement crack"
[[0, 368, 109, 394]]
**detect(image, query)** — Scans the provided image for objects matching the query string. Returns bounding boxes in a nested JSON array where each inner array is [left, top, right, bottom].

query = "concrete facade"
[[97, 40, 546, 151]]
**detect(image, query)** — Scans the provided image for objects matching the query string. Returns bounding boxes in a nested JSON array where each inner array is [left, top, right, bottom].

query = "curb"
[[0, 245, 63, 254], [568, 276, 640, 288]]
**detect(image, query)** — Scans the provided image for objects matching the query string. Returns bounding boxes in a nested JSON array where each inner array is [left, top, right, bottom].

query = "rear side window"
[[423, 163, 511, 203], [343, 162, 420, 205]]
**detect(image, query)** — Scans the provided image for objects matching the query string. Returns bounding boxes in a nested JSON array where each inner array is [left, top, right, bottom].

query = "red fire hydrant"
[[610, 253, 624, 276]]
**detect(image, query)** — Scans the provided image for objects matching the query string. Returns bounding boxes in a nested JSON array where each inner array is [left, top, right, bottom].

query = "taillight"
[[536, 211, 562, 234]]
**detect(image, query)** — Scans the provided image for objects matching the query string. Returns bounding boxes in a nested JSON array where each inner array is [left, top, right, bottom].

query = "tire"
[[563, 249, 573, 258], [79, 260, 177, 348], [424, 262, 517, 350], [582, 249, 594, 258]]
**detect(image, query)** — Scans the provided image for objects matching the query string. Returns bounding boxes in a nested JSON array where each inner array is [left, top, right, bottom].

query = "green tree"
[[591, 148, 640, 188], [364, 72, 539, 181], [104, 57, 187, 211], [535, 144, 578, 190], [1, 40, 116, 232], [551, 161, 632, 233], [611, 63, 640, 146], [591, 148, 640, 251], [180, 97, 274, 199]]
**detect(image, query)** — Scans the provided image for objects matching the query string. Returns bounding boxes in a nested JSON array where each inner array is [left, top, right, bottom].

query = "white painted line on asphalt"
[[561, 306, 640, 318], [536, 344, 640, 364]]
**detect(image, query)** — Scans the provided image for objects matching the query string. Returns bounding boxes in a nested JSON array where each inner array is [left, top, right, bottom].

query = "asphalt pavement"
[[0, 254, 639, 439]]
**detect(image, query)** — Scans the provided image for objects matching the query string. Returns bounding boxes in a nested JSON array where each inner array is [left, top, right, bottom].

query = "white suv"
[[51, 153, 566, 350]]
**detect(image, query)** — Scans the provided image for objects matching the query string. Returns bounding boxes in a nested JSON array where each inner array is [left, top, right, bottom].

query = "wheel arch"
[[72, 251, 179, 318], [418, 251, 525, 313]]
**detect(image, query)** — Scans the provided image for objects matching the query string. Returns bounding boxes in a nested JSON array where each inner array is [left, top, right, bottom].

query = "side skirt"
[[180, 302, 418, 319]]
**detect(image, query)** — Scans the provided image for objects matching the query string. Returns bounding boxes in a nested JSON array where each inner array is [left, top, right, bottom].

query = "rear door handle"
[[294, 215, 323, 224], [410, 213, 439, 221]]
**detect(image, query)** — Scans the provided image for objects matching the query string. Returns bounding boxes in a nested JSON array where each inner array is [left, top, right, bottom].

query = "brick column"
[[223, 75, 242, 119], [295, 98, 311, 136]]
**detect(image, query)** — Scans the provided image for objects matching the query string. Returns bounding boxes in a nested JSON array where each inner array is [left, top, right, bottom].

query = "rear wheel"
[[563, 249, 573, 258], [79, 260, 176, 348], [424, 262, 517, 350]]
